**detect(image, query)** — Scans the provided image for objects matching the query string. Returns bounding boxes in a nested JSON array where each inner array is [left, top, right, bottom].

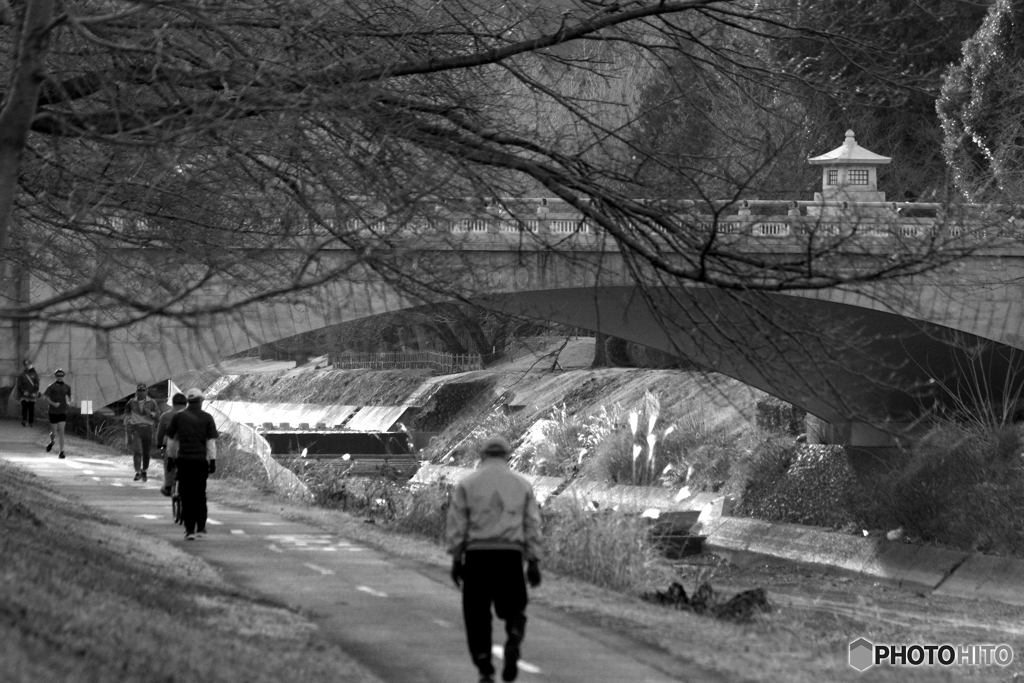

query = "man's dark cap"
[[480, 436, 511, 457]]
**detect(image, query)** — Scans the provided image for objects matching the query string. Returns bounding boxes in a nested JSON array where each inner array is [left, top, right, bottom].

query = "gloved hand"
[[451, 558, 464, 588], [208, 459, 216, 475], [527, 560, 541, 588]]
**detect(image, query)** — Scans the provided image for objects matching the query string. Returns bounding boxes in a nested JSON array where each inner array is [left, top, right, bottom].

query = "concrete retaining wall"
[[703, 517, 968, 590]]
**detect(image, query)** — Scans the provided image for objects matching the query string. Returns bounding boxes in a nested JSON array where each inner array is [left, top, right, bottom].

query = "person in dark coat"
[[16, 360, 39, 427], [165, 388, 218, 541]]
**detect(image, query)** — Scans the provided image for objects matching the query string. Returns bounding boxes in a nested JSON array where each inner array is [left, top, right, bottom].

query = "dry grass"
[[542, 504, 665, 592]]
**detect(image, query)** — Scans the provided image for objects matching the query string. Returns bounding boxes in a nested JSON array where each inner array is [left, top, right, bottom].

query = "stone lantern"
[[807, 130, 891, 216]]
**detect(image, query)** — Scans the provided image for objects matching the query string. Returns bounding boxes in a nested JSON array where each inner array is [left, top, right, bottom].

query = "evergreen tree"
[[938, 0, 1024, 201]]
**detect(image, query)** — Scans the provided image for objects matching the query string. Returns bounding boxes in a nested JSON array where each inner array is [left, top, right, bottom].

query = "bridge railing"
[[430, 213, 1001, 242], [301, 198, 1016, 244], [329, 350, 483, 374]]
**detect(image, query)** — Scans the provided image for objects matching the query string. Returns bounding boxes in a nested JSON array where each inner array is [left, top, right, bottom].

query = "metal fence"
[[329, 350, 483, 374]]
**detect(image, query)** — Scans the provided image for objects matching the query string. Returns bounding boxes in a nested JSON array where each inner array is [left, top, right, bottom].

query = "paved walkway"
[[0, 418, 719, 683]]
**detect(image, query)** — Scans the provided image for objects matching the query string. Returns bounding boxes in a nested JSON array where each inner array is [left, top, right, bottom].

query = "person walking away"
[[43, 369, 71, 459], [446, 436, 543, 683], [124, 382, 159, 481], [16, 360, 39, 426], [164, 388, 218, 541], [156, 392, 187, 496]]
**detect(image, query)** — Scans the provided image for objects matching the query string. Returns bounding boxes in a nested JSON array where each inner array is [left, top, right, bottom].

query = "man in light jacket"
[[446, 436, 543, 683]]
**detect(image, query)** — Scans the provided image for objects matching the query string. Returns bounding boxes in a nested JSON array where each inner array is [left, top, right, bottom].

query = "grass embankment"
[[0, 459, 380, 683]]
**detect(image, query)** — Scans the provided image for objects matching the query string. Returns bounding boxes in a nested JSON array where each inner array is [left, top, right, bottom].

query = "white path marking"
[[206, 519, 224, 526], [64, 461, 84, 469], [230, 529, 245, 535], [91, 477, 100, 481], [304, 563, 336, 576], [76, 458, 120, 467], [432, 619, 454, 628], [256, 522, 278, 526], [136, 514, 161, 520], [357, 586, 388, 598], [83, 470, 95, 474], [264, 535, 363, 552], [267, 544, 284, 553], [491, 645, 541, 674], [111, 483, 124, 487]]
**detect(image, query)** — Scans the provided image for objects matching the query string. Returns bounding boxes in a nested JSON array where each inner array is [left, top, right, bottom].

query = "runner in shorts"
[[43, 369, 72, 459]]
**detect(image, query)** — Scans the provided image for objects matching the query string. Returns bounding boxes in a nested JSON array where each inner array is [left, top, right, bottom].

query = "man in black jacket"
[[164, 388, 218, 541]]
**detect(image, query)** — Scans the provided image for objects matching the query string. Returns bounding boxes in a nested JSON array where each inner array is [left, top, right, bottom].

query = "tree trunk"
[[0, 0, 56, 253]]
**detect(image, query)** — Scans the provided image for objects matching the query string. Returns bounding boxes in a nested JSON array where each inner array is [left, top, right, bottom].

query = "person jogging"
[[43, 369, 71, 459], [164, 388, 218, 541], [446, 436, 543, 683], [124, 383, 160, 482]]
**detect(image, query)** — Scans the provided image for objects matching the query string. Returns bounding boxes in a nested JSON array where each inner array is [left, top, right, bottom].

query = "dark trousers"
[[176, 459, 209, 534], [461, 550, 528, 676], [20, 401, 34, 425], [129, 425, 153, 473]]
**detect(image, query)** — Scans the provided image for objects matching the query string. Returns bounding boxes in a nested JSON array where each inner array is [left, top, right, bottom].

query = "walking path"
[[0, 418, 724, 683]]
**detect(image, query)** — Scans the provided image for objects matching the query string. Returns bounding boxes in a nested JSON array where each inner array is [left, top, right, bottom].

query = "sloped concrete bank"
[[206, 402, 311, 501], [413, 464, 1024, 608]]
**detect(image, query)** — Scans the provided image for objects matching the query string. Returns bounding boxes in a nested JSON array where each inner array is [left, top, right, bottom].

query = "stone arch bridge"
[[3, 202, 1024, 449]]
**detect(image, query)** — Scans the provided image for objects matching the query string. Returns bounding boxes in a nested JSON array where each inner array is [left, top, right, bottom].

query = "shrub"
[[876, 425, 1024, 554], [391, 481, 452, 543], [604, 336, 631, 366], [624, 342, 704, 370], [214, 434, 271, 489], [587, 405, 742, 490], [754, 396, 806, 435], [737, 440, 865, 528]]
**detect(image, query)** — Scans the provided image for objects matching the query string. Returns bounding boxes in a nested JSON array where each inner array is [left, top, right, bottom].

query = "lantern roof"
[[808, 130, 891, 166]]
